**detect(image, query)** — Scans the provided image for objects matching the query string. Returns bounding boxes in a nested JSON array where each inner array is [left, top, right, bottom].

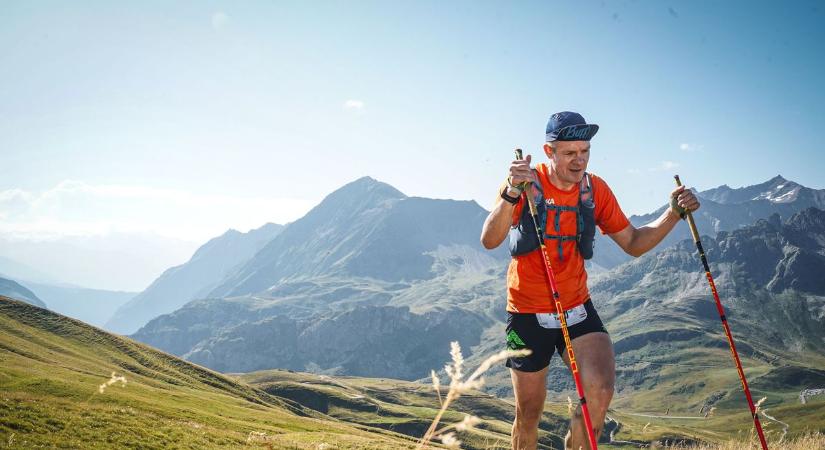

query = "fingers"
[[509, 154, 535, 184], [671, 186, 701, 212]]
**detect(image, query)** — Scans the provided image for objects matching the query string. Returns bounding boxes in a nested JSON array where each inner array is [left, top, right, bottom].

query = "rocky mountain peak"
[[323, 176, 406, 204], [787, 207, 825, 233]]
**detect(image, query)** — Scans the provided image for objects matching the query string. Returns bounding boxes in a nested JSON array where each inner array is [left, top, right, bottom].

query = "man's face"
[[544, 140, 591, 185]]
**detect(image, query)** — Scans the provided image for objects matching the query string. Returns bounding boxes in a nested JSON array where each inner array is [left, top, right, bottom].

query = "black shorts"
[[505, 299, 607, 372]]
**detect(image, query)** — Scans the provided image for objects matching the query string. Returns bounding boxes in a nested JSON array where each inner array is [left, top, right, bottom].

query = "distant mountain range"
[[585, 207, 825, 411], [105, 223, 284, 334], [0, 255, 137, 327], [23, 282, 136, 328], [0, 276, 46, 308], [592, 175, 825, 269], [131, 176, 825, 404], [0, 232, 199, 292], [134, 177, 507, 378]]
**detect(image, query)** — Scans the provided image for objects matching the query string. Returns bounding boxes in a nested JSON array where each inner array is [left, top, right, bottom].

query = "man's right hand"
[[509, 154, 536, 188]]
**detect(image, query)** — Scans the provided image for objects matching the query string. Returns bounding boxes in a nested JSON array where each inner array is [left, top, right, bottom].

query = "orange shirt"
[[504, 165, 629, 313]]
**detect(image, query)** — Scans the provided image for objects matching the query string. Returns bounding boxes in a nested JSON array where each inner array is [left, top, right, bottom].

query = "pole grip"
[[515, 148, 538, 216], [674, 175, 701, 243]]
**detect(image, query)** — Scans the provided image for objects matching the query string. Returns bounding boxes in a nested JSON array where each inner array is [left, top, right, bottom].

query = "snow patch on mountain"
[[751, 185, 800, 203]]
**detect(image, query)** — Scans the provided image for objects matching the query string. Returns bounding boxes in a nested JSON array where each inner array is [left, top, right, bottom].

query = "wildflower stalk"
[[417, 341, 531, 449]]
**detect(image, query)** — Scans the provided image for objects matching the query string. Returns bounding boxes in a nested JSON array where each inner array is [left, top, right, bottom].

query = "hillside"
[[0, 296, 418, 449], [0, 296, 577, 449], [237, 369, 568, 449], [581, 208, 825, 430]]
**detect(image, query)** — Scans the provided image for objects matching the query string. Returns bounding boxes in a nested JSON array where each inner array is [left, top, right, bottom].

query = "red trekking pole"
[[674, 175, 768, 450], [516, 149, 599, 450]]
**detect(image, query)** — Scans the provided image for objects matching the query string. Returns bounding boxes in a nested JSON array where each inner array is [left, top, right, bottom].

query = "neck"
[[547, 162, 576, 191]]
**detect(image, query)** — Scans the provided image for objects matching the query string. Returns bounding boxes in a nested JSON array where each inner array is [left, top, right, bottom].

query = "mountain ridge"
[[105, 222, 284, 334]]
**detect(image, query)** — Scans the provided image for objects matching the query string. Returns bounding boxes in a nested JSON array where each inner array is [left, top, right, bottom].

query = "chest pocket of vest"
[[544, 203, 580, 261], [508, 172, 596, 261]]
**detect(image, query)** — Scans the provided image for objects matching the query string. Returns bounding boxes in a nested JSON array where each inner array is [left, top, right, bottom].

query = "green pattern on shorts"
[[506, 329, 526, 349]]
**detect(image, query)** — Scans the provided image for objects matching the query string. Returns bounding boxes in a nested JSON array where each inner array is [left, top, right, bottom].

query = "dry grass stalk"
[[98, 372, 127, 394], [664, 432, 824, 449], [417, 341, 531, 449], [754, 396, 767, 414]]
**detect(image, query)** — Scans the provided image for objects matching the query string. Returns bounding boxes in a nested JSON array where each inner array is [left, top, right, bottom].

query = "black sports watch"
[[500, 186, 521, 205]]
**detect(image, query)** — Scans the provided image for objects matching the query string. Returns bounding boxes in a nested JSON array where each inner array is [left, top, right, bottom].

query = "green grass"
[[237, 369, 567, 449], [0, 296, 418, 449]]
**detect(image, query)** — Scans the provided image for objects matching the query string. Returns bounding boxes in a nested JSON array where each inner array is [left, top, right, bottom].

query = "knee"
[[593, 380, 614, 398], [515, 400, 544, 427], [586, 382, 615, 411]]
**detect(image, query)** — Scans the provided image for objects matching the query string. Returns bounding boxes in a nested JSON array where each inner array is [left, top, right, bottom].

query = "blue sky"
[[2, 0, 824, 242]]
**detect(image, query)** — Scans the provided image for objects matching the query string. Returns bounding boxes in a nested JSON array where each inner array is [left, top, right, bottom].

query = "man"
[[480, 111, 700, 450]]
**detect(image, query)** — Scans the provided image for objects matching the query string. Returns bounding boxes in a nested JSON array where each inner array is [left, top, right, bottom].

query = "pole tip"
[[673, 174, 683, 187]]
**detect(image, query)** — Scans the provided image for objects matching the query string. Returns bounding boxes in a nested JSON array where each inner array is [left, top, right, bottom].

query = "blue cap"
[[545, 111, 599, 142]]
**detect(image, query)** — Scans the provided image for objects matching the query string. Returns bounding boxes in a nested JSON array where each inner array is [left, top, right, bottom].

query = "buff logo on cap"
[[546, 111, 599, 142]]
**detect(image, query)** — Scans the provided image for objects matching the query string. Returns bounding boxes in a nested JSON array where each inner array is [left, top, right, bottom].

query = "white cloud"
[[0, 180, 314, 242], [648, 161, 680, 172], [343, 99, 365, 112], [679, 143, 703, 152], [212, 11, 229, 30]]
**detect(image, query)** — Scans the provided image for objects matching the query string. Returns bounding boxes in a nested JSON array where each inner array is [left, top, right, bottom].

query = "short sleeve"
[[591, 174, 630, 235]]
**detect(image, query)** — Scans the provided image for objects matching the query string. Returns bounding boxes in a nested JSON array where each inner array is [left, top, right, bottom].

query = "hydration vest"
[[508, 165, 597, 261]]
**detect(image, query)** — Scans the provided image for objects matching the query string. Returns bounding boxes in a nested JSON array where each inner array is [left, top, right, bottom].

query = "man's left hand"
[[670, 185, 701, 218]]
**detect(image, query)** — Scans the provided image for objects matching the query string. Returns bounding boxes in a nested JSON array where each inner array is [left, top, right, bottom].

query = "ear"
[[543, 143, 554, 159]]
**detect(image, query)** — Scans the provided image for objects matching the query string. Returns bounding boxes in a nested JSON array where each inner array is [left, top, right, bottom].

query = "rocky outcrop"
[[182, 305, 490, 379]]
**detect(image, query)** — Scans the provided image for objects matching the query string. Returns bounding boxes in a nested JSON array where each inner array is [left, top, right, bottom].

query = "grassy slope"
[[0, 296, 418, 449], [237, 369, 568, 449]]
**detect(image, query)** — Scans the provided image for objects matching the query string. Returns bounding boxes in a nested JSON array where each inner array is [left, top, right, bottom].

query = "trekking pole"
[[674, 175, 768, 450], [515, 149, 599, 450]]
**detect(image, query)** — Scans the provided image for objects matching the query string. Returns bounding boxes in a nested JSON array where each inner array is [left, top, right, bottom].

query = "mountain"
[[591, 175, 825, 270], [0, 277, 46, 308], [22, 281, 136, 328], [132, 177, 825, 429], [134, 266, 505, 380], [0, 255, 136, 327], [701, 175, 825, 206], [583, 208, 825, 415], [133, 177, 509, 378], [105, 223, 284, 334], [209, 177, 507, 298]]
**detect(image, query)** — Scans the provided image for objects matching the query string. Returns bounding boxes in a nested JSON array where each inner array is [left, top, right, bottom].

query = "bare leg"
[[560, 332, 615, 450], [510, 367, 548, 450]]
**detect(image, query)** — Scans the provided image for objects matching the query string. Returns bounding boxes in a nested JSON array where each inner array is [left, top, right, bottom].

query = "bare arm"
[[481, 196, 517, 249], [608, 185, 700, 257]]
